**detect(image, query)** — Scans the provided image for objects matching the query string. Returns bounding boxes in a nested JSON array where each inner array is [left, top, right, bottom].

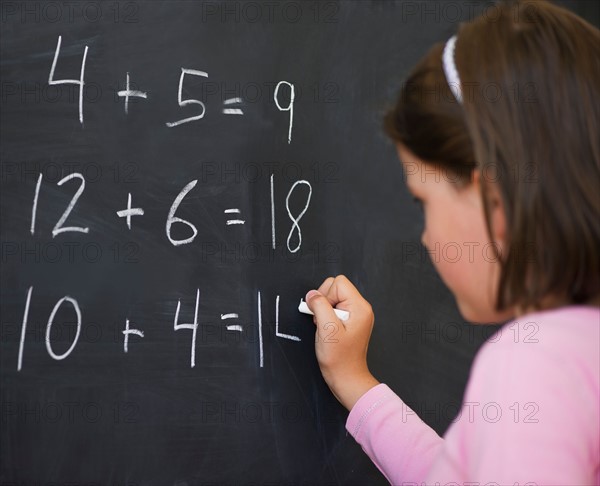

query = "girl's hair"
[[384, 0, 600, 312]]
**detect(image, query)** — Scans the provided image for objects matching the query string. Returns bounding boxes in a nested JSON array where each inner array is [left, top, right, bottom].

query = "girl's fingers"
[[315, 275, 358, 306], [321, 275, 368, 317], [308, 275, 373, 328], [316, 277, 336, 298], [305, 290, 345, 336]]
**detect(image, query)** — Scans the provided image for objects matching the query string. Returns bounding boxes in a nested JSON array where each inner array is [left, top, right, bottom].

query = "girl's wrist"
[[328, 370, 380, 411]]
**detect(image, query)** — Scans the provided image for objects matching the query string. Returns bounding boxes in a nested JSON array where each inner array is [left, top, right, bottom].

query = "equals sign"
[[221, 313, 242, 332], [224, 208, 245, 225], [222, 97, 244, 115]]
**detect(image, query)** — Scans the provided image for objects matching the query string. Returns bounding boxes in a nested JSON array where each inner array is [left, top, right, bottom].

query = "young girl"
[[305, 1, 600, 483]]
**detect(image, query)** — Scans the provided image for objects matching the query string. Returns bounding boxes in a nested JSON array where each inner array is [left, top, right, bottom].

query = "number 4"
[[48, 35, 89, 125], [173, 289, 200, 368]]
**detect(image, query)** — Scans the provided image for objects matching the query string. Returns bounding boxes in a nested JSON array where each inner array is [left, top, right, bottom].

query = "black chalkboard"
[[2, 1, 597, 485]]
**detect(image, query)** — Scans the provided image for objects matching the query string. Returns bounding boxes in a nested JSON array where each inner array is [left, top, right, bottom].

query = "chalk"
[[298, 299, 349, 321]]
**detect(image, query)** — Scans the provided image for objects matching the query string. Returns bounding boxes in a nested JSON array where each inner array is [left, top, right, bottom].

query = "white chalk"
[[298, 299, 349, 321]]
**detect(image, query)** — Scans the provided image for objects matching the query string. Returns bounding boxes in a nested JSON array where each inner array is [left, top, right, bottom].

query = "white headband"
[[442, 35, 463, 104]]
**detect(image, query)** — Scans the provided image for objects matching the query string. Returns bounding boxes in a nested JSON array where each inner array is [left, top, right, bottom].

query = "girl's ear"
[[472, 170, 507, 248]]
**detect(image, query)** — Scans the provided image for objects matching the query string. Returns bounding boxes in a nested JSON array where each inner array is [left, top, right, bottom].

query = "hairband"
[[442, 35, 463, 104]]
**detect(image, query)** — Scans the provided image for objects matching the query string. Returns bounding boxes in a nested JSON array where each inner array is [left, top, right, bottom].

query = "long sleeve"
[[346, 306, 600, 485], [346, 383, 445, 484]]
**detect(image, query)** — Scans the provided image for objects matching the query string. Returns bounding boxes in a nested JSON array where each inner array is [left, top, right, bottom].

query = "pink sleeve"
[[346, 383, 444, 484], [426, 320, 600, 484], [346, 312, 600, 485]]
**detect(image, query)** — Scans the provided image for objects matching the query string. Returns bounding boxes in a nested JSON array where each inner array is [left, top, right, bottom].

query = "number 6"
[[166, 180, 198, 246]]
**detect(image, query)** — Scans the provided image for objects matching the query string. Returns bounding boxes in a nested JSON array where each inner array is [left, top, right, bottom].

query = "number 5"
[[165, 68, 208, 128]]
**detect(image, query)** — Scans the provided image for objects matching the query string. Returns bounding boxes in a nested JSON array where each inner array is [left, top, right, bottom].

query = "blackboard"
[[2, 1, 597, 485]]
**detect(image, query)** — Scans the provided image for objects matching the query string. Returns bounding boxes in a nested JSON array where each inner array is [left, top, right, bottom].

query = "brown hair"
[[384, 0, 600, 311]]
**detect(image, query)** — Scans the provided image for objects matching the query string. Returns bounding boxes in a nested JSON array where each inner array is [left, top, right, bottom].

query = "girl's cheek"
[[432, 250, 460, 289]]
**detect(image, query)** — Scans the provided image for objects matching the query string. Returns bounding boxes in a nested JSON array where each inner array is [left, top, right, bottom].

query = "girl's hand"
[[305, 275, 380, 411]]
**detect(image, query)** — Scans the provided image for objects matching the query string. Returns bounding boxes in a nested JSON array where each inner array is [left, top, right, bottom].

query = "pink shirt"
[[346, 306, 600, 485]]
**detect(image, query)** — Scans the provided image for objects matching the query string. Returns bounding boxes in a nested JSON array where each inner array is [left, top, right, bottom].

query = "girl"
[[305, 0, 600, 484]]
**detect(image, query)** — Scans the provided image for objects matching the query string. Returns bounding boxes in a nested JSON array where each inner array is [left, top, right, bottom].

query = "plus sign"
[[118, 72, 147, 114], [116, 193, 144, 230]]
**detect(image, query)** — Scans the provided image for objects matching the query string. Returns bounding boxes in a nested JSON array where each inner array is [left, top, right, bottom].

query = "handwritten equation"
[[30, 172, 312, 253], [12, 33, 328, 377], [17, 288, 318, 371], [49, 35, 297, 142]]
